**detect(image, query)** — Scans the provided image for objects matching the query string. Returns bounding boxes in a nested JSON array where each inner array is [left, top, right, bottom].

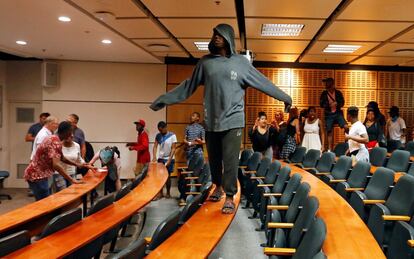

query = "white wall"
[[43, 61, 166, 178], [0, 61, 7, 173]]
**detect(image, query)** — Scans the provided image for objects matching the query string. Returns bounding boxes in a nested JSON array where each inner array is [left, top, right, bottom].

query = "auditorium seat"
[[0, 230, 30, 257], [0, 171, 11, 200], [296, 149, 321, 169], [115, 182, 132, 201], [238, 152, 261, 195], [264, 217, 326, 259], [333, 142, 348, 157], [186, 164, 212, 204], [284, 146, 306, 164], [367, 175, 414, 248], [244, 157, 271, 209], [265, 197, 321, 257], [408, 163, 414, 176], [387, 217, 414, 259], [179, 194, 202, 224], [38, 207, 83, 239], [386, 150, 411, 173], [369, 147, 387, 167], [387, 139, 402, 153], [130, 167, 147, 190], [406, 141, 414, 156], [146, 210, 181, 253], [349, 167, 395, 221], [336, 161, 371, 200], [318, 156, 352, 186], [239, 149, 253, 167], [305, 151, 335, 175], [105, 239, 146, 259]]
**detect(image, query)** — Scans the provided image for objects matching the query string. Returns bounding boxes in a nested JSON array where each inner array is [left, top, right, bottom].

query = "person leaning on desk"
[[24, 121, 94, 201]]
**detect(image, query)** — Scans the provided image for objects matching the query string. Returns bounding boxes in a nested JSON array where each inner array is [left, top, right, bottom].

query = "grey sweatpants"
[[206, 128, 243, 197]]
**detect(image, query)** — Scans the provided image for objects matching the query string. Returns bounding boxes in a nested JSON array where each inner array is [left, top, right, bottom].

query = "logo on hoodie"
[[230, 70, 237, 81]]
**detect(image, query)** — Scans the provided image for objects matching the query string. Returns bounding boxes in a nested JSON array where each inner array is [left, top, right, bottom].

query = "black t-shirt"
[[365, 121, 383, 142], [249, 127, 277, 152]]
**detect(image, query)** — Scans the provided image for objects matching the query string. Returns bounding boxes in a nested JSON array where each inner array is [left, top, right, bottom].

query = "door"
[[8, 102, 41, 188]]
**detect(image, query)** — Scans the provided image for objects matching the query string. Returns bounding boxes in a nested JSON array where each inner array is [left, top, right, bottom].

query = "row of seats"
[[238, 150, 327, 259], [0, 168, 149, 258], [283, 146, 414, 259]]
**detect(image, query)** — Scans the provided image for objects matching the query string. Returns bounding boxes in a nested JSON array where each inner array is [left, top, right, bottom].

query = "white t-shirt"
[[387, 117, 406, 144], [31, 127, 52, 160], [156, 132, 177, 160], [348, 121, 368, 153], [60, 142, 84, 177]]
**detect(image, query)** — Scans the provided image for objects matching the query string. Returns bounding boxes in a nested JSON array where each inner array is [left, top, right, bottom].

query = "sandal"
[[208, 188, 223, 202], [222, 200, 235, 214]]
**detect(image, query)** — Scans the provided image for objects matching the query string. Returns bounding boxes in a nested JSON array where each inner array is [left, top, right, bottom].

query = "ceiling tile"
[[320, 21, 412, 41], [301, 54, 358, 64], [244, 0, 341, 18], [0, 0, 160, 63], [370, 43, 414, 57], [254, 53, 299, 62], [308, 41, 379, 55], [152, 51, 189, 58], [106, 18, 167, 39], [159, 18, 238, 38], [133, 39, 182, 52], [392, 27, 414, 43], [338, 0, 414, 21], [141, 0, 236, 17], [71, 0, 146, 17], [178, 38, 241, 52], [245, 18, 323, 40], [247, 39, 309, 54], [351, 56, 414, 66]]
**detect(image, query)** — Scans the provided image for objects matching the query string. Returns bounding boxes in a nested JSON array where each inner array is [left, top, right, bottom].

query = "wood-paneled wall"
[[167, 64, 414, 165]]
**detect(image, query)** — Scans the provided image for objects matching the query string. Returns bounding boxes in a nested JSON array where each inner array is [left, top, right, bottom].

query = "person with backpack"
[[89, 146, 121, 193]]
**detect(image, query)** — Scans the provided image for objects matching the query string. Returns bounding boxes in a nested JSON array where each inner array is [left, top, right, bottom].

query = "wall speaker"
[[41, 62, 59, 87]]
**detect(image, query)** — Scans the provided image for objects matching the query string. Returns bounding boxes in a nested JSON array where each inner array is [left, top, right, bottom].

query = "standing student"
[[150, 24, 292, 214], [67, 114, 86, 159], [248, 111, 276, 159], [302, 106, 324, 152], [345, 107, 369, 164], [280, 108, 300, 159], [184, 112, 205, 163], [24, 121, 92, 201], [31, 116, 59, 160], [320, 77, 347, 151], [152, 121, 177, 199], [271, 110, 287, 159], [127, 119, 150, 176], [386, 106, 407, 145], [25, 112, 50, 144], [364, 109, 384, 151]]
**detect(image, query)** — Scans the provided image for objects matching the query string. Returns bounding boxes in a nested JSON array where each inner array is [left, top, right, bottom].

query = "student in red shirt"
[[127, 119, 151, 176]]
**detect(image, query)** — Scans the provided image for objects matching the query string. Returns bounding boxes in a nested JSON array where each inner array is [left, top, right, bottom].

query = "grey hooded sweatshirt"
[[150, 24, 292, 132]]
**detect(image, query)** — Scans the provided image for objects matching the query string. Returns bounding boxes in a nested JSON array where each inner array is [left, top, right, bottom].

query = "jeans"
[[28, 179, 50, 201]]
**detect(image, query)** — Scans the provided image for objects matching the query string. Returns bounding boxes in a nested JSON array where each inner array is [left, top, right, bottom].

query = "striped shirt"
[[185, 123, 205, 155]]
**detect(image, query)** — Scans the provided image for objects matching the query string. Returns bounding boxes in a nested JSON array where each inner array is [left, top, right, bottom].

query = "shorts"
[[325, 111, 346, 132], [158, 158, 175, 175]]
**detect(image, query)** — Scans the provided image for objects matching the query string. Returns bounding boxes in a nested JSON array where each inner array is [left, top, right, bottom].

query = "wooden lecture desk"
[[281, 161, 386, 259], [7, 163, 167, 259], [0, 169, 107, 238], [147, 182, 241, 259]]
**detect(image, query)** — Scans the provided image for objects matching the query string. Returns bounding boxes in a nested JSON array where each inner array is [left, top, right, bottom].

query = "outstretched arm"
[[244, 65, 292, 105], [150, 61, 204, 111]]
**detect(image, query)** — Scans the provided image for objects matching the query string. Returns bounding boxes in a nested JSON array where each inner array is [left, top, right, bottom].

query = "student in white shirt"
[[30, 116, 59, 160], [152, 121, 177, 199], [386, 106, 407, 145], [345, 106, 369, 164]]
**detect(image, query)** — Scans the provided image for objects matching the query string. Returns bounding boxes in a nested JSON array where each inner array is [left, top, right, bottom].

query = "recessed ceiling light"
[[323, 44, 361, 53], [101, 39, 112, 44], [194, 41, 209, 51], [147, 44, 170, 52], [58, 16, 71, 22], [16, 40, 27, 45], [261, 24, 304, 37]]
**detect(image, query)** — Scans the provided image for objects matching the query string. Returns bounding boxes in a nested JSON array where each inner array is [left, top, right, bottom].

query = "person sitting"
[[302, 106, 325, 152], [364, 108, 384, 151], [24, 121, 91, 201], [386, 106, 407, 146], [280, 108, 300, 159], [249, 111, 276, 159], [345, 107, 369, 164]]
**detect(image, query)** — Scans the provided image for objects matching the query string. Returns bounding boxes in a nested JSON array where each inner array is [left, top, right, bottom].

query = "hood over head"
[[208, 23, 236, 56]]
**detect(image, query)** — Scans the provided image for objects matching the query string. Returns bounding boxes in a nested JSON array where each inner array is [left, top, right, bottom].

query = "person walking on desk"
[[150, 23, 292, 214]]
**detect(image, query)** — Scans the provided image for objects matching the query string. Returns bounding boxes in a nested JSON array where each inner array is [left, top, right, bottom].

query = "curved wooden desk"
[[7, 163, 167, 259], [281, 161, 385, 259], [147, 182, 241, 259], [0, 170, 107, 238]]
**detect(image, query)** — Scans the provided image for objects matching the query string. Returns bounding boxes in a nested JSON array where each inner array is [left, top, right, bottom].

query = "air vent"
[[147, 44, 170, 52], [394, 49, 414, 53]]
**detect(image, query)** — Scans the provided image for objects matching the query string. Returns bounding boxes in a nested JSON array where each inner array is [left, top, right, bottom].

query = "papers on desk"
[[97, 168, 106, 173]]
